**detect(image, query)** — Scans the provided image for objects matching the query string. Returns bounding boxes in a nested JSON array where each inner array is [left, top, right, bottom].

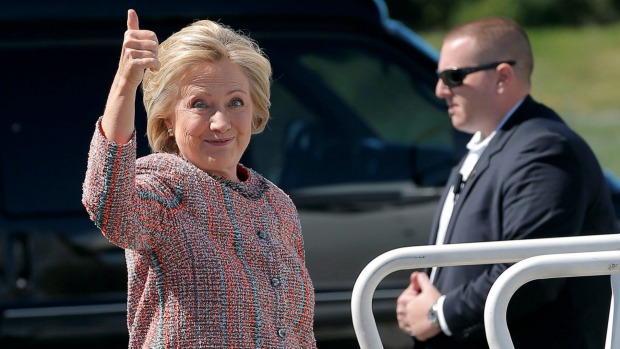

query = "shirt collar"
[[467, 97, 526, 151], [496, 97, 525, 131]]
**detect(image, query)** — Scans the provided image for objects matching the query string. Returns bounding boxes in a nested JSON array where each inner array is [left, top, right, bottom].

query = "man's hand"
[[396, 271, 442, 341]]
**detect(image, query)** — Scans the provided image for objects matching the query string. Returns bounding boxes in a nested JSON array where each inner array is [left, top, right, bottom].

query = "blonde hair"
[[142, 20, 272, 153]]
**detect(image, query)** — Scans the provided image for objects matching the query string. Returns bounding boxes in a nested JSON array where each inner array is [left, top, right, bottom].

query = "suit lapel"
[[426, 164, 463, 277], [428, 164, 462, 245], [441, 97, 537, 244]]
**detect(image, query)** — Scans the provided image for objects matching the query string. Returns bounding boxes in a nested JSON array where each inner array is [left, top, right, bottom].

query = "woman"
[[82, 9, 316, 348]]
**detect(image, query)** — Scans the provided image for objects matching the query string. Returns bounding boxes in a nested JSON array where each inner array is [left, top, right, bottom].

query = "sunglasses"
[[437, 60, 516, 88]]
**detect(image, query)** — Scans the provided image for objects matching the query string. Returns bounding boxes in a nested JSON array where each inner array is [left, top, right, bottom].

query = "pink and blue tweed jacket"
[[82, 121, 316, 348]]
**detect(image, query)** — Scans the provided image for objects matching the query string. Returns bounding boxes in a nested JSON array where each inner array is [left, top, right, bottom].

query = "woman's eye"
[[192, 101, 207, 109], [230, 99, 244, 108]]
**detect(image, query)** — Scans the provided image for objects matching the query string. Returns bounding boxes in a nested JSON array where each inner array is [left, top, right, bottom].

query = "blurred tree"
[[384, 0, 620, 30], [382, 0, 453, 29]]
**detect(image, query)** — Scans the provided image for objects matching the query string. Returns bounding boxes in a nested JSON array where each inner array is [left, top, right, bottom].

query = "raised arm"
[[83, 9, 165, 251], [101, 9, 160, 144]]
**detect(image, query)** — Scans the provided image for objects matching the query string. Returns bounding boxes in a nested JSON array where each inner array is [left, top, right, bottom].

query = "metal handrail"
[[351, 234, 620, 349], [484, 251, 620, 349]]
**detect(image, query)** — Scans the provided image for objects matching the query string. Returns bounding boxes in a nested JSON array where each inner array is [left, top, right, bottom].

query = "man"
[[396, 17, 617, 349]]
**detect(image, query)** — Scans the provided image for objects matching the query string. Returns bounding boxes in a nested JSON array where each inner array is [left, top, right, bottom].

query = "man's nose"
[[435, 78, 450, 99]]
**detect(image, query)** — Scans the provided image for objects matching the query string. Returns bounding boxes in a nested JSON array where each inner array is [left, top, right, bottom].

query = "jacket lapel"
[[441, 96, 537, 244]]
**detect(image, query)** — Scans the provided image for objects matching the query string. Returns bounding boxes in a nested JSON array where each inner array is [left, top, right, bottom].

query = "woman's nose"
[[210, 110, 231, 133]]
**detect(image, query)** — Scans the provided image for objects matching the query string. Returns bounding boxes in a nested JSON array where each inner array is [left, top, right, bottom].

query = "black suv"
[[6, 1, 615, 348]]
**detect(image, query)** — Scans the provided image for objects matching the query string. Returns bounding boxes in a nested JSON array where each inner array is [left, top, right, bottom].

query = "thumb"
[[414, 271, 433, 290], [409, 271, 423, 293], [127, 9, 139, 30], [411, 271, 433, 291]]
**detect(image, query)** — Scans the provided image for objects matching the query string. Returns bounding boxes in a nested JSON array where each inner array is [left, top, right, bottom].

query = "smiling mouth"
[[206, 138, 233, 146]]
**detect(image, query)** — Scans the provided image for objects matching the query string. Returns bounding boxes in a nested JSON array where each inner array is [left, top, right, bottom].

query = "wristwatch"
[[428, 301, 440, 328]]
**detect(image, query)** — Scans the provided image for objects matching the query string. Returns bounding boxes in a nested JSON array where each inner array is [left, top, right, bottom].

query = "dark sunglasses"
[[437, 60, 516, 88]]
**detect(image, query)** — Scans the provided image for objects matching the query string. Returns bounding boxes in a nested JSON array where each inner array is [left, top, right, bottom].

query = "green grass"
[[419, 24, 620, 176]]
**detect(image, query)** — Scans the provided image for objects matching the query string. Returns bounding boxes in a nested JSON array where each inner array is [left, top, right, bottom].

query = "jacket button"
[[271, 277, 281, 287], [278, 328, 287, 338], [257, 230, 267, 239]]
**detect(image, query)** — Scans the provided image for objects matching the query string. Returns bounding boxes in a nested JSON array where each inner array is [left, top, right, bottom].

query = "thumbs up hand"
[[119, 9, 160, 87], [101, 9, 160, 144]]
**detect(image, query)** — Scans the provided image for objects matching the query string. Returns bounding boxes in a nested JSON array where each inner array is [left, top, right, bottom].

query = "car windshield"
[[249, 34, 454, 191], [0, 33, 455, 215]]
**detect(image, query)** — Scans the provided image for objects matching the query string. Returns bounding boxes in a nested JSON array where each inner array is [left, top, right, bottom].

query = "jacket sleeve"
[[81, 119, 178, 250]]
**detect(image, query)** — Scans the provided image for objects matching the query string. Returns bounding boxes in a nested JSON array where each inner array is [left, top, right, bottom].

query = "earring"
[[167, 128, 174, 137]]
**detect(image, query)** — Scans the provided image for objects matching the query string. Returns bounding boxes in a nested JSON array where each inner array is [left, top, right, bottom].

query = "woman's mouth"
[[206, 137, 233, 146]]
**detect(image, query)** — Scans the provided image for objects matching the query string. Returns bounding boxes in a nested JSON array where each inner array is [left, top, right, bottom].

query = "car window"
[[297, 41, 447, 144], [0, 40, 150, 216], [247, 35, 455, 191]]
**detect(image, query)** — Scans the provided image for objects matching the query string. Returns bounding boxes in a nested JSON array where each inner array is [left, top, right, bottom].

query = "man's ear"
[[497, 63, 514, 88]]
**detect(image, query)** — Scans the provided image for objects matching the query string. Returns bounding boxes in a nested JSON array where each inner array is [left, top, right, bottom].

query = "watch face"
[[428, 303, 440, 328]]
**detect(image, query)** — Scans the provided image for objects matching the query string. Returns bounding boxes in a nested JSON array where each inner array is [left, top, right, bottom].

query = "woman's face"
[[167, 59, 254, 181]]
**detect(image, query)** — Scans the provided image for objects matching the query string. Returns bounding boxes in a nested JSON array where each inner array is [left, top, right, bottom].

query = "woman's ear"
[[164, 117, 173, 129]]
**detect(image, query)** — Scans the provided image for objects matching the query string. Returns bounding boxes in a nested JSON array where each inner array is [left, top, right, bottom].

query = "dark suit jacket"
[[417, 96, 618, 349]]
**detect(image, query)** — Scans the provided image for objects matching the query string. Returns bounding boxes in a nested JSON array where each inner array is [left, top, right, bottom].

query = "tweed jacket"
[[82, 120, 316, 348]]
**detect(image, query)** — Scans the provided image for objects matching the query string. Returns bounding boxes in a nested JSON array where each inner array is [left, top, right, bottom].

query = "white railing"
[[485, 251, 620, 349], [351, 234, 620, 349]]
